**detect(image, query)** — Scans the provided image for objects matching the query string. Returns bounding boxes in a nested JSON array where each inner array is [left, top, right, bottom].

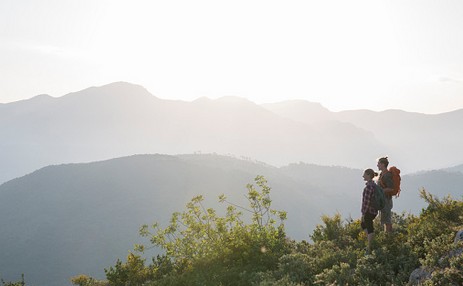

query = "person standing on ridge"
[[361, 168, 378, 253], [377, 156, 394, 233]]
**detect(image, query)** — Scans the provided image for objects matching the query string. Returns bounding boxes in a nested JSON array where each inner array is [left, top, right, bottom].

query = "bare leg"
[[367, 232, 374, 252], [385, 223, 392, 233], [364, 229, 374, 253]]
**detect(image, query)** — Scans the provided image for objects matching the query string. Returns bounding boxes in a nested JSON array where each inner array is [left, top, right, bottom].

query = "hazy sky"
[[1, 0, 462, 114]]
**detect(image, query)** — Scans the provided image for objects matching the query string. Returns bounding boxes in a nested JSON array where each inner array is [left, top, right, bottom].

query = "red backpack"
[[388, 166, 401, 197]]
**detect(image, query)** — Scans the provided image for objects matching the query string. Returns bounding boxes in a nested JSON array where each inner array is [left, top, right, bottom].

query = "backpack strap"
[[378, 171, 389, 189]]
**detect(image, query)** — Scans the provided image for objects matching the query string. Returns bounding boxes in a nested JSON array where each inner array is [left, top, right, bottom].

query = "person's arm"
[[361, 189, 367, 215]]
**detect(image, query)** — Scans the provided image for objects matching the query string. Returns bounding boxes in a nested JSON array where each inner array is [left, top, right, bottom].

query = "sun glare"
[[79, 1, 405, 111], [2, 1, 463, 113]]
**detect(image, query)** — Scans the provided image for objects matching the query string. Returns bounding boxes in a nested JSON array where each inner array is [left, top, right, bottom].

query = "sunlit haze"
[[1, 0, 463, 114]]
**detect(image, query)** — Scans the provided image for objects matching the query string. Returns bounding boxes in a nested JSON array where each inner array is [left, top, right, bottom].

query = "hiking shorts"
[[380, 197, 393, 225], [361, 212, 377, 234]]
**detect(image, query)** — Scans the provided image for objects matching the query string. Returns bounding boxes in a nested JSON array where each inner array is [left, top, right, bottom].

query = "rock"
[[408, 267, 431, 285], [454, 229, 463, 244], [409, 230, 463, 285]]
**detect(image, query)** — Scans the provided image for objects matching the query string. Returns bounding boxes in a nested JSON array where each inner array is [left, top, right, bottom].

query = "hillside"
[[1, 154, 463, 285], [0, 154, 355, 285], [86, 188, 463, 286]]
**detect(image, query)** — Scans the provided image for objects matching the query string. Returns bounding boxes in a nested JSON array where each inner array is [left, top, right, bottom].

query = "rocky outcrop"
[[408, 230, 463, 285]]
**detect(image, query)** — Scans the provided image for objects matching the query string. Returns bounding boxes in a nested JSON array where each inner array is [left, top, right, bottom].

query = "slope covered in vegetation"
[[4, 176, 463, 285]]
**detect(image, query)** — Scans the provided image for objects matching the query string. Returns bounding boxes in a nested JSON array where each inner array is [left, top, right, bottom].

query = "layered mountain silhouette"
[[264, 100, 463, 173], [0, 154, 462, 285], [2, 81, 463, 285], [1, 82, 385, 184], [2, 81, 463, 185]]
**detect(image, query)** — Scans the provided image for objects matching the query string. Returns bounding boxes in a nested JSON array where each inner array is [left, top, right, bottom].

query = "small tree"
[[1, 275, 25, 286], [408, 189, 463, 258], [131, 175, 289, 285], [71, 274, 108, 286]]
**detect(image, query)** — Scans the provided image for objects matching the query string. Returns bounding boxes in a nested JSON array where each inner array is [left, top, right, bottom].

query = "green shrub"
[[1, 275, 25, 286], [71, 274, 108, 286]]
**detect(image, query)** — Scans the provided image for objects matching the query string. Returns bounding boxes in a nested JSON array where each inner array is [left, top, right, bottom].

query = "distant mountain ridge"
[[264, 100, 463, 172], [2, 81, 463, 184], [445, 164, 463, 173], [0, 82, 384, 184]]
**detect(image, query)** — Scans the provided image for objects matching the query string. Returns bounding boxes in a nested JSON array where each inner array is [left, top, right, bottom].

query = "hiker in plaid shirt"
[[361, 168, 378, 253]]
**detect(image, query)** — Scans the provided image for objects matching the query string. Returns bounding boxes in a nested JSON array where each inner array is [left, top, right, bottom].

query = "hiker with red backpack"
[[377, 156, 401, 233]]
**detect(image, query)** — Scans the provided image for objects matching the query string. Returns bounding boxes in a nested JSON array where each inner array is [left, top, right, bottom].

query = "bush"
[[112, 176, 290, 285], [71, 274, 108, 286], [1, 275, 25, 286]]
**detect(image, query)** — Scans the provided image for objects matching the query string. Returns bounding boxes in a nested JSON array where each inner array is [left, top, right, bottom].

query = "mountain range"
[[1, 154, 463, 285], [4, 81, 463, 184], [2, 82, 463, 285]]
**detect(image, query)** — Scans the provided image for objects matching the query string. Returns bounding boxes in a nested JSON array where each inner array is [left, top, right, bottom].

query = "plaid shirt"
[[362, 181, 378, 216]]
